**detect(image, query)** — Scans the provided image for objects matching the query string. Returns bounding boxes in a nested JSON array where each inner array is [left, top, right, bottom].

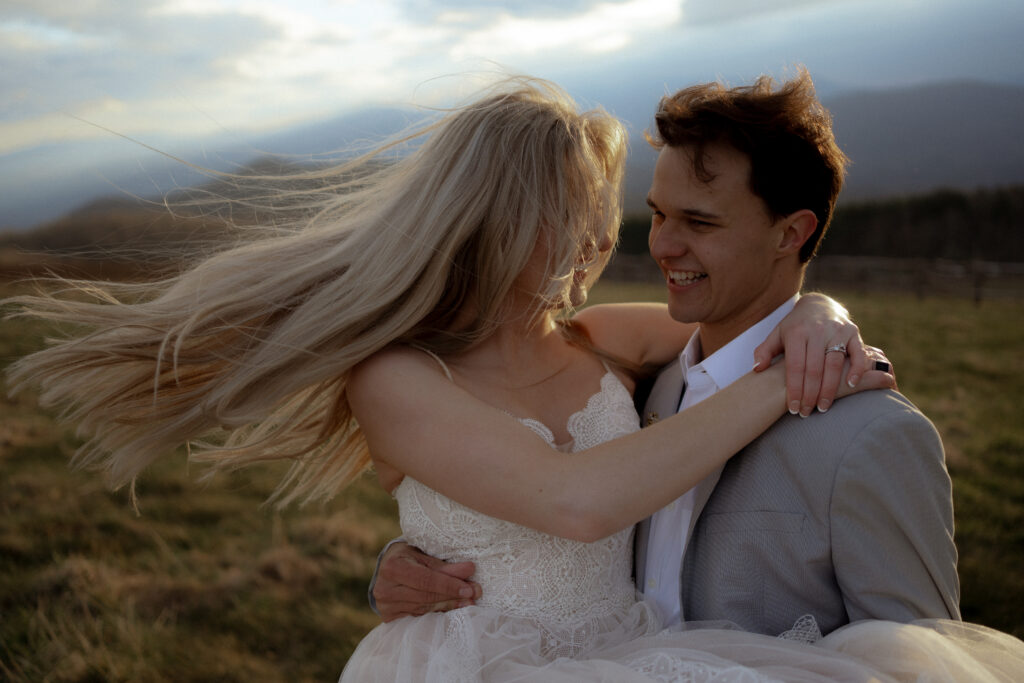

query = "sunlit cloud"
[[0, 18, 98, 50], [0, 97, 152, 156], [0, 0, 689, 156], [680, 0, 846, 25], [450, 0, 682, 58]]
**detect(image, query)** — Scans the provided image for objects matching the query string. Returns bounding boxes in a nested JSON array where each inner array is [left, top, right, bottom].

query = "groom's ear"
[[775, 209, 818, 257]]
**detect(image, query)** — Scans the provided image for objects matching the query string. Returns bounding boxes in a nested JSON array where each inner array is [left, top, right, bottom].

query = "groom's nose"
[[648, 220, 684, 261]]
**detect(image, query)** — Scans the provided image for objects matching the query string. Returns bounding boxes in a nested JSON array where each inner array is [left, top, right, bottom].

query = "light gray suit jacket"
[[635, 361, 961, 636]]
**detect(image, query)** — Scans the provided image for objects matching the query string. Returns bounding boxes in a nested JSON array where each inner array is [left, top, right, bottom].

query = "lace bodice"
[[394, 370, 651, 656]]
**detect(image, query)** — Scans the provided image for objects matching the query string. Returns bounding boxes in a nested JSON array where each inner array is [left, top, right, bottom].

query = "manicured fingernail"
[[752, 361, 762, 371], [847, 375, 859, 388], [800, 405, 812, 418], [789, 400, 800, 415], [458, 600, 473, 608], [459, 587, 474, 598], [817, 399, 831, 413]]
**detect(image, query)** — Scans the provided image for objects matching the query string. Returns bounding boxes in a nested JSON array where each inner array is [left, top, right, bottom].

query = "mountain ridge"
[[4, 79, 1024, 230]]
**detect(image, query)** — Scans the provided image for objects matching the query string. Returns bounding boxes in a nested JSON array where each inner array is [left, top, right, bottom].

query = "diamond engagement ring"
[[825, 343, 848, 355]]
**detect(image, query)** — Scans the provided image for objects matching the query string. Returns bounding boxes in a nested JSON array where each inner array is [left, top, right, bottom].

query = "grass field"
[[2, 279, 1022, 682]]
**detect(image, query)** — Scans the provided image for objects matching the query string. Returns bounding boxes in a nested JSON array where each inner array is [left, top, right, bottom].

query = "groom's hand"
[[372, 542, 482, 622]]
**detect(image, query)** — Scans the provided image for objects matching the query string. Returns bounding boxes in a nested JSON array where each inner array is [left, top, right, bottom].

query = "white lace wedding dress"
[[340, 370, 1024, 682]]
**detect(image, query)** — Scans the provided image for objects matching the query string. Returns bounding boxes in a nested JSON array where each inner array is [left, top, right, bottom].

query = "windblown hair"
[[6, 77, 627, 505], [648, 67, 847, 262]]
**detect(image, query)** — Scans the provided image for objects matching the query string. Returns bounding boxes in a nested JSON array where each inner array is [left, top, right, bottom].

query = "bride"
[[8, 77, 1021, 680]]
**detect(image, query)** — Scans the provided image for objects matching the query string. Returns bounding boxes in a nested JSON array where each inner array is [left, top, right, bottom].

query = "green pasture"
[[1, 280, 1022, 682]]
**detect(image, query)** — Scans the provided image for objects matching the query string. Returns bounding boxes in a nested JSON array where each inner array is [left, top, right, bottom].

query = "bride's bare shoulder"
[[349, 346, 444, 401]]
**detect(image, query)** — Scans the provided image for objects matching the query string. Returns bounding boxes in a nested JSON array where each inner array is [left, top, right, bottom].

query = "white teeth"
[[668, 270, 706, 285]]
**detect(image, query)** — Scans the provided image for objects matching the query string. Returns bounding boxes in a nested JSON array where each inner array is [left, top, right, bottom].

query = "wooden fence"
[[603, 254, 1024, 302]]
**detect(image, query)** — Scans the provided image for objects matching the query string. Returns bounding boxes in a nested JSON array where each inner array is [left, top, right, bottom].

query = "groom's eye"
[[687, 217, 716, 230]]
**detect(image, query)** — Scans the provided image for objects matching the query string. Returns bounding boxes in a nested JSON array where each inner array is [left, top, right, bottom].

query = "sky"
[[2, 0, 1023, 228]]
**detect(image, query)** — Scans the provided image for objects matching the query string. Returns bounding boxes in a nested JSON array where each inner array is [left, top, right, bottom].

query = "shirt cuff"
[[367, 537, 407, 616]]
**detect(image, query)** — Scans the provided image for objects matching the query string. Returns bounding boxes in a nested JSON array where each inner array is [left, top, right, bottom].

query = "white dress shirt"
[[642, 295, 798, 626]]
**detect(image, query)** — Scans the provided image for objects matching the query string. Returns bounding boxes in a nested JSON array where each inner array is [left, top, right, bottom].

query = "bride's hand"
[[836, 345, 898, 398], [753, 293, 895, 416]]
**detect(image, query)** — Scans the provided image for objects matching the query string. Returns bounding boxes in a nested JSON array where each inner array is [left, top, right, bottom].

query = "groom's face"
[[647, 143, 792, 351]]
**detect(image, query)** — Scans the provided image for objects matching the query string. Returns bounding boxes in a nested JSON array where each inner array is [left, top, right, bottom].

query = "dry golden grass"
[[0, 289, 399, 681], [1, 277, 1022, 681]]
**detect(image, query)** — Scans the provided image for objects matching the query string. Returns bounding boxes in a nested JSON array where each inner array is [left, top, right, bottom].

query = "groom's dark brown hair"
[[647, 68, 847, 263]]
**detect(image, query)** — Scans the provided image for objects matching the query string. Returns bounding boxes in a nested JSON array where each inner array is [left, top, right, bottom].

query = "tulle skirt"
[[340, 602, 1024, 682]]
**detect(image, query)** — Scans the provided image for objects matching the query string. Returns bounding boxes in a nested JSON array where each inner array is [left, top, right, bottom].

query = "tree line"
[[618, 185, 1024, 263], [4, 183, 1023, 265]]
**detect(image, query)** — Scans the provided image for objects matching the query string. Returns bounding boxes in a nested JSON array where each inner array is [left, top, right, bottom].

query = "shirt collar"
[[679, 295, 799, 390]]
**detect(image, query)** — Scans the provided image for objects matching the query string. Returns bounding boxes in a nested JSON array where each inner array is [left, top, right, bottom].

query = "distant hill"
[[0, 196, 229, 260], [829, 80, 1024, 200], [0, 107, 421, 232], [4, 79, 1024, 230]]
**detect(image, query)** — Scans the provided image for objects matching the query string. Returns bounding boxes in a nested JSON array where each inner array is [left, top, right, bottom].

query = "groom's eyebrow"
[[682, 207, 721, 220], [646, 195, 721, 220]]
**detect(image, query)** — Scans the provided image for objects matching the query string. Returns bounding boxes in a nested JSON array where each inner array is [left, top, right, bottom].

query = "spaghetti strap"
[[413, 346, 454, 382]]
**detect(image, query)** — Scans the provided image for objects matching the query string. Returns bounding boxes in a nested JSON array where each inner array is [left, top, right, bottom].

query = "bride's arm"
[[575, 292, 871, 416], [349, 346, 891, 543], [571, 302, 696, 367]]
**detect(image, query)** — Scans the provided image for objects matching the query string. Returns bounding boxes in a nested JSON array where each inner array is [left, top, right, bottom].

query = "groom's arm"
[[369, 542, 481, 622], [830, 397, 961, 622]]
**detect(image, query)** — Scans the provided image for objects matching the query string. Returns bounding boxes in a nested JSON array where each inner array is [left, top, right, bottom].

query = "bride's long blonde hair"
[[6, 77, 627, 505]]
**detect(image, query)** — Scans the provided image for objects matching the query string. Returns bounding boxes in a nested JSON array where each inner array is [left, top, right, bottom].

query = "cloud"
[[680, 0, 845, 25], [0, 2, 301, 152], [0, 0, 684, 152], [1, 0, 142, 24], [443, 0, 682, 60], [398, 0, 633, 24]]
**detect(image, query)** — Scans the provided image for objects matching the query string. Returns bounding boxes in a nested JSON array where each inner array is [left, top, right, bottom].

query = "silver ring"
[[825, 343, 848, 356]]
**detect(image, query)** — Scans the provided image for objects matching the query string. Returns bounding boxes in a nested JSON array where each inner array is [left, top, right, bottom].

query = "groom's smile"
[[666, 270, 708, 287]]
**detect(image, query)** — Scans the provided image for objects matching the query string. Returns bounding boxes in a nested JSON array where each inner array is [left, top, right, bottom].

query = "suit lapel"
[[639, 360, 728, 622], [642, 360, 685, 428], [635, 361, 686, 586], [643, 359, 724, 562]]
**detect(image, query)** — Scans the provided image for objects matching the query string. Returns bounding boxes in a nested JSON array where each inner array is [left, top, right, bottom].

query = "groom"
[[369, 71, 960, 635], [633, 70, 959, 635]]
